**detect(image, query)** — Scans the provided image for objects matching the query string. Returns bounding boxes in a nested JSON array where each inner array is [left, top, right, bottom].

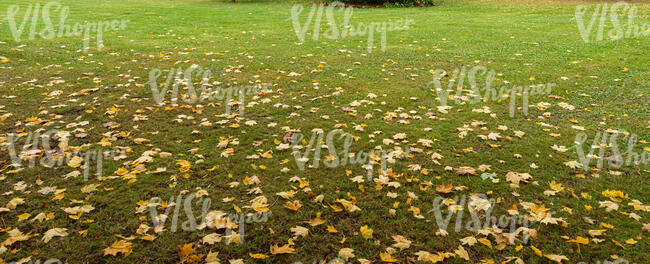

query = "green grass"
[[0, 0, 648, 263]]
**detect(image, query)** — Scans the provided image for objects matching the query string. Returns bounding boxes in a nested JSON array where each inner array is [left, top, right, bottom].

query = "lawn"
[[0, 0, 648, 263]]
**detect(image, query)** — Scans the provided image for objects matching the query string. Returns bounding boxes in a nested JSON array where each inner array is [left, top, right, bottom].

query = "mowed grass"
[[0, 0, 648, 263]]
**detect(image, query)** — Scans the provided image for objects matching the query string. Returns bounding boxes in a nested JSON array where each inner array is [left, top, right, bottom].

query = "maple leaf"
[[544, 254, 568, 263], [6, 197, 25, 210], [1, 229, 36, 247], [248, 253, 268, 259], [625, 238, 637, 244], [338, 248, 355, 261], [225, 232, 242, 244], [308, 212, 326, 226], [567, 236, 589, 245], [140, 234, 156, 241], [205, 251, 220, 264], [415, 251, 445, 263], [360, 225, 373, 239], [17, 213, 30, 222], [391, 235, 411, 250], [436, 184, 453, 193], [250, 199, 270, 213], [505, 171, 532, 185], [454, 245, 470, 261], [104, 240, 133, 256], [566, 236, 589, 252], [530, 245, 543, 256], [549, 181, 564, 192], [42, 228, 68, 243], [380, 252, 397, 262], [179, 243, 204, 263], [599, 201, 619, 212], [455, 166, 477, 175], [269, 243, 295, 255], [284, 200, 302, 211], [460, 236, 478, 246], [202, 233, 222, 245], [290, 226, 309, 238], [478, 237, 492, 249]]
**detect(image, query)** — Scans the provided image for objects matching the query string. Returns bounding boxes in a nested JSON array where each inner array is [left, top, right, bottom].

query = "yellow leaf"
[[530, 245, 543, 257], [103, 240, 133, 256], [360, 225, 373, 239], [17, 213, 30, 222], [625, 238, 637, 244], [549, 181, 564, 192], [460, 236, 478, 246], [140, 234, 156, 241], [290, 226, 309, 238], [205, 251, 220, 264], [269, 244, 295, 255], [308, 212, 326, 226], [455, 245, 470, 261], [478, 237, 492, 249], [567, 236, 589, 245], [436, 184, 454, 194], [233, 204, 242, 213], [380, 252, 397, 262], [338, 248, 355, 261], [42, 228, 68, 243], [391, 235, 411, 250], [284, 200, 302, 211], [248, 253, 268, 259], [544, 254, 568, 263], [515, 244, 523, 251], [202, 233, 222, 245], [178, 243, 204, 263]]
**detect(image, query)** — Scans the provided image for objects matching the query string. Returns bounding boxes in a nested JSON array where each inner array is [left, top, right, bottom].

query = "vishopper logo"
[[7, 258, 64, 264], [574, 130, 649, 171], [578, 258, 636, 264], [147, 193, 271, 244], [575, 1, 649, 43], [428, 66, 555, 117], [290, 1, 414, 52], [428, 194, 532, 243], [289, 129, 412, 180], [292, 259, 347, 264], [1, 129, 117, 180], [4, 2, 129, 52], [148, 65, 268, 115]]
